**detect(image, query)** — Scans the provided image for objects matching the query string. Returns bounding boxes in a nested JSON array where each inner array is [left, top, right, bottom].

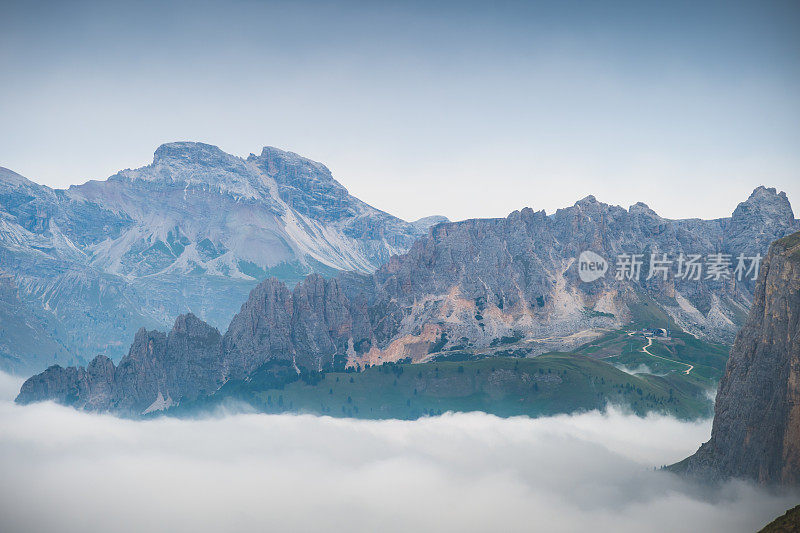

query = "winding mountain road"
[[629, 333, 694, 375]]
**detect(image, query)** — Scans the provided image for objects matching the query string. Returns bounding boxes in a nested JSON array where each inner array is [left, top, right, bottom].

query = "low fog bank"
[[0, 372, 795, 533], [613, 363, 658, 376], [0, 371, 23, 402]]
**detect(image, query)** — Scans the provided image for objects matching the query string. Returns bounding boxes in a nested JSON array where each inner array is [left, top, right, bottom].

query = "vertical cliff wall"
[[673, 231, 800, 485]]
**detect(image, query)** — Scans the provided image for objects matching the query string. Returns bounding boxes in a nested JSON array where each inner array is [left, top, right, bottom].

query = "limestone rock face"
[[725, 187, 797, 257], [164, 313, 225, 402], [16, 354, 115, 411], [111, 314, 224, 413], [365, 190, 798, 349], [221, 274, 376, 378], [17, 313, 223, 415], [673, 232, 800, 485], [411, 215, 449, 233], [222, 277, 296, 378]]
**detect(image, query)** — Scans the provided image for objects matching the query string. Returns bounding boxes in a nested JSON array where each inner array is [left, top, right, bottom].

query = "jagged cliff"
[[17, 314, 225, 414], [672, 231, 800, 485]]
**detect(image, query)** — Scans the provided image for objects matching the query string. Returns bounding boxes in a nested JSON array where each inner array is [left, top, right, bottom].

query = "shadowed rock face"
[[18, 314, 223, 414], [221, 275, 363, 377], [672, 231, 800, 485], [112, 313, 224, 413], [16, 355, 115, 411]]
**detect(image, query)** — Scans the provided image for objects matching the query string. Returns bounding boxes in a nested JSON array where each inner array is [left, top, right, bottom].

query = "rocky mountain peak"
[[107, 141, 261, 200], [0, 167, 53, 204], [571, 195, 617, 216], [0, 166, 38, 189], [735, 186, 794, 221], [725, 187, 797, 256], [87, 354, 114, 373], [629, 201, 655, 214], [152, 141, 234, 167], [252, 146, 332, 178], [248, 146, 350, 216], [750, 185, 787, 200], [246, 147, 407, 238], [575, 194, 598, 206], [411, 215, 449, 233], [558, 195, 618, 227], [171, 313, 219, 337], [505, 207, 546, 226]]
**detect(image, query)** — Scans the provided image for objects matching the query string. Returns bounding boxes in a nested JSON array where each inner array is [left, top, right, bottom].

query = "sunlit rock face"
[[673, 232, 800, 485]]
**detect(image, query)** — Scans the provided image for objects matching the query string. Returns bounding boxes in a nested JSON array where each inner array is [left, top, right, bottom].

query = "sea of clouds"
[[0, 370, 796, 533]]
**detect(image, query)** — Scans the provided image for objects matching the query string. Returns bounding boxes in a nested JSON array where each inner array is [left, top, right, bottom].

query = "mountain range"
[[10, 144, 798, 414], [0, 142, 437, 373]]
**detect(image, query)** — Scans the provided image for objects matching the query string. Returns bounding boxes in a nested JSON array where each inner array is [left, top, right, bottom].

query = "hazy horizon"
[[2, 0, 799, 222]]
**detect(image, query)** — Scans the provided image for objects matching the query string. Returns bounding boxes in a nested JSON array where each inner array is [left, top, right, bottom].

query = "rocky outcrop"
[[724, 187, 797, 257], [411, 215, 449, 233], [758, 505, 800, 532], [221, 275, 366, 377], [17, 314, 223, 414], [17, 355, 115, 411], [671, 231, 800, 485], [111, 314, 224, 413]]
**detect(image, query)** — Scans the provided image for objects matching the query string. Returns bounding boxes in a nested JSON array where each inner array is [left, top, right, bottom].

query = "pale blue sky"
[[1, 0, 798, 221]]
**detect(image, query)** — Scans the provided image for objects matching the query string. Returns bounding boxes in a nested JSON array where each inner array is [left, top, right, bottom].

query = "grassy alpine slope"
[[573, 329, 729, 385], [168, 352, 713, 420]]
